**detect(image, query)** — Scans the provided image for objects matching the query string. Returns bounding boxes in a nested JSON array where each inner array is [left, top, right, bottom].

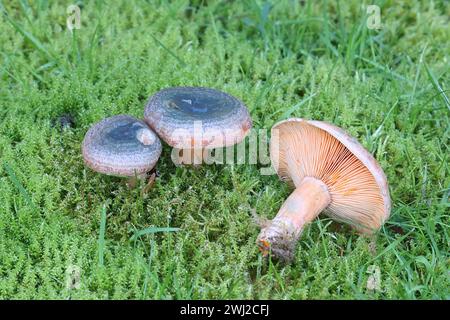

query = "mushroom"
[[257, 118, 391, 262], [144, 87, 252, 165], [82, 115, 162, 186]]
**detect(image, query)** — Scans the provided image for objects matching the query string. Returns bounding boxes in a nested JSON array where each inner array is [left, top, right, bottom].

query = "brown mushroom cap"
[[270, 118, 391, 233], [82, 115, 162, 177], [144, 87, 252, 149]]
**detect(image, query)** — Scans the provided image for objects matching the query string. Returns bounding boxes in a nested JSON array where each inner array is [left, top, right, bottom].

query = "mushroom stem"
[[257, 177, 331, 262]]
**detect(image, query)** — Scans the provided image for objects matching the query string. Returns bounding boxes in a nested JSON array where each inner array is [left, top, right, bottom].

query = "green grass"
[[0, 0, 448, 299]]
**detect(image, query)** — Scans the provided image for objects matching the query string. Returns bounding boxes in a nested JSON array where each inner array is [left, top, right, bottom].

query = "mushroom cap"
[[270, 118, 391, 232], [144, 87, 252, 149], [82, 115, 162, 177]]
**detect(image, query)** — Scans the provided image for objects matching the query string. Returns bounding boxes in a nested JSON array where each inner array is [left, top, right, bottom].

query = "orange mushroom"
[[257, 118, 391, 262]]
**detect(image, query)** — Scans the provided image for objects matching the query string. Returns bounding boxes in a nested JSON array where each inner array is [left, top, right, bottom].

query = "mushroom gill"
[[258, 118, 391, 262], [275, 121, 386, 231]]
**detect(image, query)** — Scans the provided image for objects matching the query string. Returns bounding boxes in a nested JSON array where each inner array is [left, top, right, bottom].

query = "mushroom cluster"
[[81, 87, 391, 264], [82, 87, 252, 181]]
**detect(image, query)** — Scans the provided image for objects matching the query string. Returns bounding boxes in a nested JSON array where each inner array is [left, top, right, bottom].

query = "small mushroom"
[[82, 115, 162, 185], [144, 87, 252, 165], [258, 118, 391, 262]]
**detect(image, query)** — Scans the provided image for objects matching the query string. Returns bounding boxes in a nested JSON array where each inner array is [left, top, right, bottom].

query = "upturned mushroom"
[[258, 118, 391, 262], [144, 87, 252, 165], [82, 115, 162, 184]]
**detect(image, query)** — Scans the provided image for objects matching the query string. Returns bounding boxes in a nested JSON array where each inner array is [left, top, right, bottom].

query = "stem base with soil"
[[257, 177, 331, 262]]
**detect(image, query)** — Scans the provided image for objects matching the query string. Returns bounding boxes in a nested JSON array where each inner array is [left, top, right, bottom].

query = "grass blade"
[[365, 229, 415, 267], [98, 204, 107, 267], [356, 55, 413, 85], [130, 226, 180, 242], [149, 33, 186, 67], [2, 10, 53, 60], [2, 161, 37, 211], [277, 92, 317, 121], [95, 58, 129, 86], [424, 63, 450, 111]]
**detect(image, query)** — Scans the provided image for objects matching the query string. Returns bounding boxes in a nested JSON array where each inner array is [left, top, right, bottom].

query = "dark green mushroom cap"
[[144, 87, 252, 149], [82, 115, 162, 177]]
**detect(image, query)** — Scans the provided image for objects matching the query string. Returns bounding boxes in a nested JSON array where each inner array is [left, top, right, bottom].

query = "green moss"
[[0, 0, 448, 299]]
